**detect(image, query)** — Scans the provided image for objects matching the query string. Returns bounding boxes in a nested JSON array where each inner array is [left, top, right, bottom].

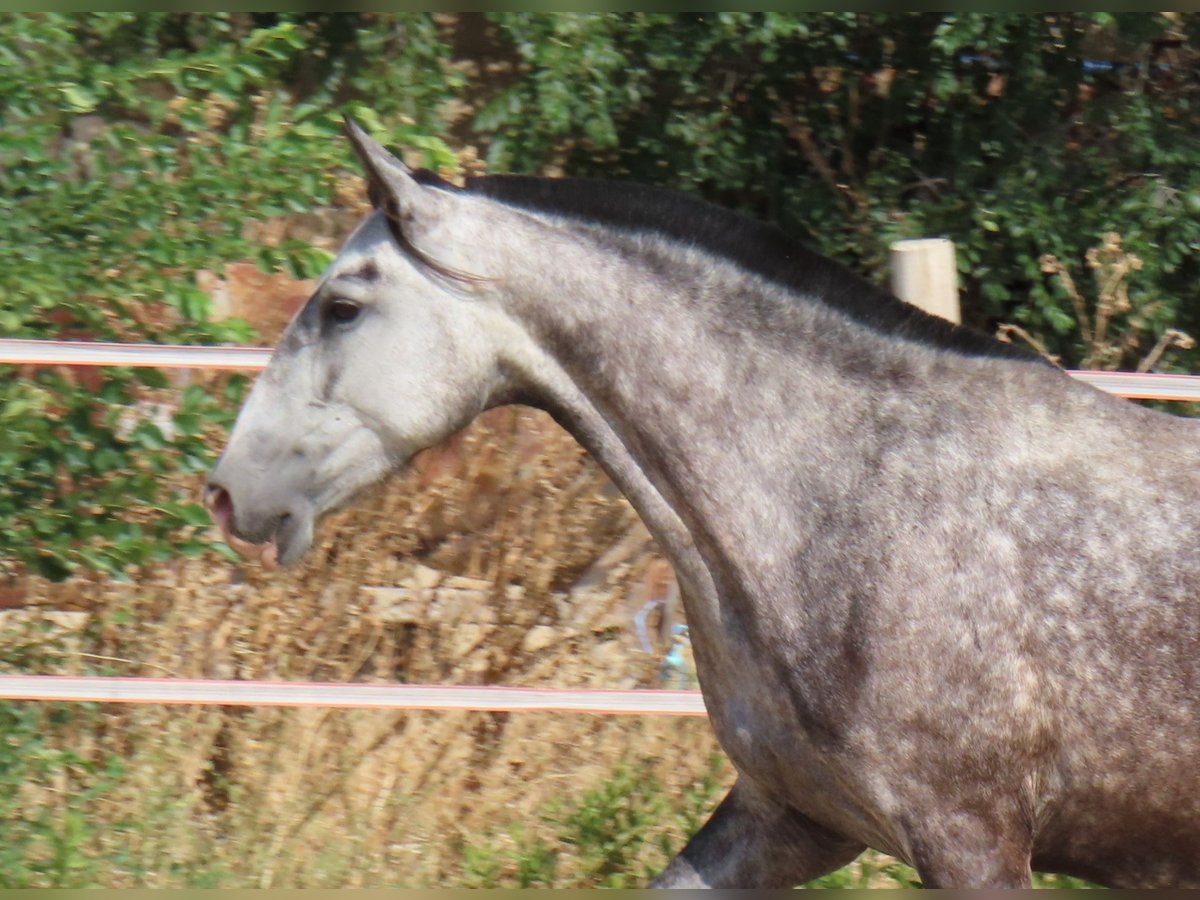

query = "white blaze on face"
[[208, 195, 507, 564], [207, 118, 569, 567]]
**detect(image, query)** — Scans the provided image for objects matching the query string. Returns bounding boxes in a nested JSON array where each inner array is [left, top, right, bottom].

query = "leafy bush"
[[461, 755, 725, 888], [454, 752, 1095, 888], [476, 13, 1200, 369], [0, 13, 457, 580], [0, 701, 122, 887], [4, 12, 1197, 581], [1000, 230, 1195, 369]]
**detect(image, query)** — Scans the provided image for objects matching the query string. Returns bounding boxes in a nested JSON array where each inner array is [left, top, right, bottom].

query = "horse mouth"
[[204, 485, 310, 569]]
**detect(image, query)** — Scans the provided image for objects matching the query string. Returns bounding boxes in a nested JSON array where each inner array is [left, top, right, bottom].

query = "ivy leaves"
[[474, 13, 1200, 367], [3, 13, 1197, 582], [0, 13, 455, 580]]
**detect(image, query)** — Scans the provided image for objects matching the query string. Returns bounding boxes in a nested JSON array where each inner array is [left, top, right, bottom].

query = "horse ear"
[[341, 114, 480, 284], [342, 114, 443, 227], [342, 113, 412, 208]]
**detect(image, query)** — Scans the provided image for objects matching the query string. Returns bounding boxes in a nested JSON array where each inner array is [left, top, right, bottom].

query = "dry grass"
[[2, 406, 728, 888], [2, 375, 1091, 889]]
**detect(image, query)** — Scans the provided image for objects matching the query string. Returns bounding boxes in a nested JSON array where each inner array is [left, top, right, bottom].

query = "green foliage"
[[457, 753, 1100, 888], [462, 754, 725, 888], [551, 762, 668, 887], [478, 13, 1200, 369], [0, 701, 121, 887], [0, 13, 457, 580], [4, 12, 1197, 582]]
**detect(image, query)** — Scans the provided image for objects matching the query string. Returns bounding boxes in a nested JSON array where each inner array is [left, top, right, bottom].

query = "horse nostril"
[[205, 483, 234, 532]]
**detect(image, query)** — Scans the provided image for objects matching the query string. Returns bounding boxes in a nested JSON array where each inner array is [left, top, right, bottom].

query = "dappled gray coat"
[[207, 118, 1200, 888]]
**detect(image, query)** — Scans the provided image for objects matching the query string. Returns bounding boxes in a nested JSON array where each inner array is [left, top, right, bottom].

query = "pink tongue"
[[205, 488, 278, 569], [224, 531, 279, 569]]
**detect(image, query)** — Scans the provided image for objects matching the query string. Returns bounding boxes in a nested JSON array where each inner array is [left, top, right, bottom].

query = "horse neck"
[[498, 237, 923, 637]]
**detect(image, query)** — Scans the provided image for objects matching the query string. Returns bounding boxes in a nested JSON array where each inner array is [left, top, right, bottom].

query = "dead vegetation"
[[997, 232, 1195, 371], [1, 405, 725, 887]]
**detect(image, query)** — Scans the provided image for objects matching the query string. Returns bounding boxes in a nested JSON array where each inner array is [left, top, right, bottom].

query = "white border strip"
[[2, 339, 1199, 400], [0, 339, 272, 370], [0, 675, 708, 716], [1066, 369, 1200, 402], [2, 343, 1196, 716]]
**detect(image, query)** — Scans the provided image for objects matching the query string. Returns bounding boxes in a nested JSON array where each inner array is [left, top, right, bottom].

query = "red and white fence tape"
[[0, 339, 272, 371], [1, 338, 1197, 713], [3, 338, 1199, 401], [0, 675, 707, 715], [1064, 369, 1200, 402]]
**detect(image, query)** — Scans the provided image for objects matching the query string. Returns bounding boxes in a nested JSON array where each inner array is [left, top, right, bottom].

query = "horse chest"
[[701, 670, 902, 844], [696, 640, 853, 801]]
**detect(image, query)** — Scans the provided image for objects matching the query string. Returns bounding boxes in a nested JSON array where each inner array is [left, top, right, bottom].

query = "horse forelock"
[[432, 172, 1048, 366]]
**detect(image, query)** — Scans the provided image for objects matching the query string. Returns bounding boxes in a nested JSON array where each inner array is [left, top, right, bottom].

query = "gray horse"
[[206, 117, 1200, 888]]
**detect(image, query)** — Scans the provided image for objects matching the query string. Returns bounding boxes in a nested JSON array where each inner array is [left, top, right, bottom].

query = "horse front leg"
[[649, 778, 864, 889]]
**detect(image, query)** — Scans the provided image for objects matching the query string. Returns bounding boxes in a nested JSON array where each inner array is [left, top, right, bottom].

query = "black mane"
[[425, 170, 1043, 365]]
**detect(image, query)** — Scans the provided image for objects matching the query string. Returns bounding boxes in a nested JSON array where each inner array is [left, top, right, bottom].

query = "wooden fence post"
[[889, 238, 962, 324]]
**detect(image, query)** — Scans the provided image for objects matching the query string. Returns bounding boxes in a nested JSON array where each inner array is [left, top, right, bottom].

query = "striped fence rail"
[[4, 338, 1200, 401], [0, 675, 707, 716], [1, 337, 1197, 712]]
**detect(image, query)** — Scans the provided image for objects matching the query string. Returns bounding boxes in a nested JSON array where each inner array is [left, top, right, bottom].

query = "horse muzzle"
[[203, 481, 313, 569]]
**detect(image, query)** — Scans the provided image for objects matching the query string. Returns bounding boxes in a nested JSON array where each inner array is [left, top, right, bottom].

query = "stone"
[[521, 625, 559, 654], [408, 565, 443, 591]]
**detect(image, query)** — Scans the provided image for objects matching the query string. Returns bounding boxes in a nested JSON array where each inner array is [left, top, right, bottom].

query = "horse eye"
[[327, 299, 361, 325]]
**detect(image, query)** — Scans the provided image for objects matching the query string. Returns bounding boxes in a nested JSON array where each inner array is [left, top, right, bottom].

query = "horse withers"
[[206, 116, 1200, 888]]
